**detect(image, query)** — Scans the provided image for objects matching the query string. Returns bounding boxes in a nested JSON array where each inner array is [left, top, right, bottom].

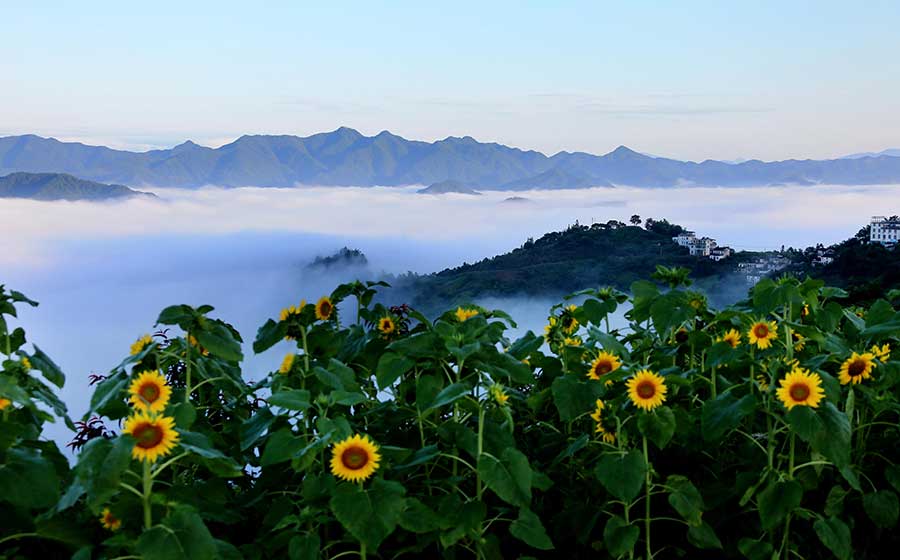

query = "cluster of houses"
[[870, 216, 900, 246], [672, 232, 733, 261], [737, 254, 791, 284]]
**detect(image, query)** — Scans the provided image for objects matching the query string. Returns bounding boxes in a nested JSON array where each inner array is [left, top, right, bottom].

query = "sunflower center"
[[636, 381, 656, 399], [341, 446, 369, 470], [753, 324, 769, 338], [595, 361, 612, 375], [848, 359, 866, 378], [320, 302, 332, 316], [789, 383, 810, 402], [133, 423, 165, 449], [139, 383, 160, 403]]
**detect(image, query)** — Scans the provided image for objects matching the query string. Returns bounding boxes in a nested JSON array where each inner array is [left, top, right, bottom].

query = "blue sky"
[[2, 0, 899, 160]]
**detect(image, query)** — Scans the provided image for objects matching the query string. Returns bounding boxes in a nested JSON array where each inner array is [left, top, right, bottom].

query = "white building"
[[672, 232, 718, 257], [870, 216, 900, 246], [710, 246, 733, 261]]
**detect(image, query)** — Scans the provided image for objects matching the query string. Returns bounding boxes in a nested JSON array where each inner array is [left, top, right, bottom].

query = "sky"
[[2, 0, 899, 161]]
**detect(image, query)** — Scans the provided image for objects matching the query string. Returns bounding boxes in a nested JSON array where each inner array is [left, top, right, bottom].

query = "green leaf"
[[88, 374, 129, 417], [594, 451, 646, 502], [509, 508, 554, 550], [603, 515, 639, 558], [260, 428, 305, 466], [886, 464, 900, 494], [478, 448, 533, 508], [687, 521, 722, 549], [0, 448, 61, 509], [757, 480, 802, 530], [288, 534, 321, 560], [136, 506, 217, 560], [29, 344, 65, 388], [824, 486, 848, 517], [424, 382, 471, 412], [394, 445, 440, 470], [701, 392, 756, 442], [178, 431, 243, 477], [737, 538, 774, 560], [813, 516, 851, 560], [638, 407, 676, 449], [253, 319, 286, 354], [862, 490, 899, 528], [196, 322, 243, 362], [551, 375, 603, 422], [172, 402, 197, 429], [375, 352, 414, 389], [788, 403, 851, 469], [330, 479, 407, 551], [240, 407, 275, 450], [269, 389, 312, 411], [398, 498, 443, 533], [156, 305, 196, 328], [667, 475, 704, 526]]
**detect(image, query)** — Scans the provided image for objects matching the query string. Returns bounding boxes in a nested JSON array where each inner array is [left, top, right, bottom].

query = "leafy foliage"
[[1, 272, 900, 559]]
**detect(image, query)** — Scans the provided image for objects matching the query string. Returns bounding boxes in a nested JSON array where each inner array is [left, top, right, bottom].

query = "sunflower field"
[[2, 270, 900, 559]]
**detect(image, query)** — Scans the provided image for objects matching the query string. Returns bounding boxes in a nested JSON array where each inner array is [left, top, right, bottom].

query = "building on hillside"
[[672, 232, 719, 257], [870, 216, 900, 246], [709, 246, 733, 261]]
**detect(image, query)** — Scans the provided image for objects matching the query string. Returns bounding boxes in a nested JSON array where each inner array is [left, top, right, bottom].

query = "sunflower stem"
[[360, 542, 366, 560], [643, 435, 652, 560], [781, 431, 796, 559], [142, 459, 153, 530], [184, 331, 192, 404], [711, 365, 717, 399], [300, 325, 310, 389]]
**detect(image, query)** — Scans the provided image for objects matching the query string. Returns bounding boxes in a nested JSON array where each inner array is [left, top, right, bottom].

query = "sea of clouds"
[[4, 183, 900, 446]]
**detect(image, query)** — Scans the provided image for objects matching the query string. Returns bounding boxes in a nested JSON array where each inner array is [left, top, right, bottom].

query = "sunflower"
[[123, 412, 180, 463], [130, 334, 153, 356], [870, 343, 891, 362], [330, 434, 381, 482], [455, 307, 479, 322], [747, 320, 778, 350], [718, 329, 741, 348], [128, 370, 172, 413], [563, 336, 582, 347], [280, 301, 305, 322], [0, 398, 10, 411], [755, 374, 770, 391], [543, 317, 558, 339], [776, 367, 825, 410], [315, 297, 334, 321], [278, 353, 295, 375], [589, 399, 616, 443], [587, 351, 622, 381], [561, 307, 579, 334], [626, 370, 667, 411], [792, 332, 806, 352], [100, 507, 122, 531], [801, 304, 810, 318], [838, 352, 876, 385], [20, 356, 32, 370], [377, 316, 396, 336], [489, 384, 509, 407]]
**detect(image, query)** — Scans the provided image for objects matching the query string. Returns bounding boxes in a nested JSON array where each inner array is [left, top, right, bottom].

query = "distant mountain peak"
[[2, 130, 900, 189]]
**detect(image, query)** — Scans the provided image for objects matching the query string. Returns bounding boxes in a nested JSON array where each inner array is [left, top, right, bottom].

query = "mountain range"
[[0, 172, 154, 201], [2, 128, 900, 189]]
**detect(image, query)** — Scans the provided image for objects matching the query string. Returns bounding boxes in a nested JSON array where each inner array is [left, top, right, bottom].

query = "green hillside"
[[409, 219, 733, 309], [0, 172, 154, 201]]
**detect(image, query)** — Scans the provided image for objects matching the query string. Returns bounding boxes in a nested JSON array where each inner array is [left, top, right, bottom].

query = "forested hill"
[[783, 227, 900, 304], [0, 172, 154, 201], [409, 219, 732, 309]]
